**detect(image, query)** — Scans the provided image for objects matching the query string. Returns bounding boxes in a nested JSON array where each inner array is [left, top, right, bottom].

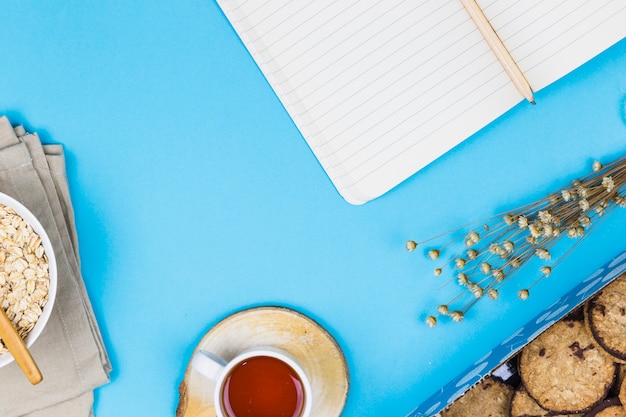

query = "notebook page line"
[[246, 1, 374, 78], [228, 0, 272, 25], [335, 73, 513, 188], [317, 47, 493, 158], [505, 1, 589, 59], [310, 48, 497, 164], [286, 6, 459, 133], [476, 1, 518, 33], [248, 1, 338, 48], [284, 0, 528, 120], [256, 0, 369, 59], [509, 0, 614, 63], [324, 56, 506, 173], [294, 8, 471, 125], [309, 35, 489, 152], [276, 1, 440, 93], [480, 0, 500, 11], [300, 17, 490, 155], [473, 0, 517, 29], [322, 61, 506, 171], [492, 0, 567, 42], [521, 4, 626, 79], [260, 1, 391, 81], [231, 0, 302, 38], [261, 1, 409, 72], [239, 1, 320, 45], [224, 0, 246, 13], [225, 0, 251, 16], [269, 1, 426, 87], [301, 24, 482, 138], [280, 2, 449, 101], [338, 79, 513, 192]]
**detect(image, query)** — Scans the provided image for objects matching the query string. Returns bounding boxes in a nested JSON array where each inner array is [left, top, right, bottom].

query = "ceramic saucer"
[[177, 306, 349, 417]]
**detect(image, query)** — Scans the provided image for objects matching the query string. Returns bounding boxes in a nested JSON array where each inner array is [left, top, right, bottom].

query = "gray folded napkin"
[[0, 116, 110, 416]]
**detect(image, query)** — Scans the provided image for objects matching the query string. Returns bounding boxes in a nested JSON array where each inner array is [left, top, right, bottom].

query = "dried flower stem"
[[409, 155, 626, 327]]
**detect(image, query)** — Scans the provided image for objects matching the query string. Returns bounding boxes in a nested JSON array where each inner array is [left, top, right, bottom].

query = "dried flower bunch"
[[406, 155, 626, 328]]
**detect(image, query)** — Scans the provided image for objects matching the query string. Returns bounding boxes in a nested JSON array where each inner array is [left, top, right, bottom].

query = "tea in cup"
[[191, 346, 312, 417]]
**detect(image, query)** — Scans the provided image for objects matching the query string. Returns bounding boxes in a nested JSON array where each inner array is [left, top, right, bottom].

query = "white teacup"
[[192, 346, 313, 417]]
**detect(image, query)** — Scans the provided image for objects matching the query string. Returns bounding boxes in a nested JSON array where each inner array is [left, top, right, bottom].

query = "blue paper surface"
[[0, 2, 625, 416]]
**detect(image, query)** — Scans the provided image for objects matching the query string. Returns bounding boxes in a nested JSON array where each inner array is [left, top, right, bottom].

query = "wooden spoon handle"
[[0, 308, 42, 384]]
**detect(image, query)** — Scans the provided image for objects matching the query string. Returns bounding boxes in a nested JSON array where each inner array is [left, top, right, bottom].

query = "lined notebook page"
[[217, 0, 626, 204]]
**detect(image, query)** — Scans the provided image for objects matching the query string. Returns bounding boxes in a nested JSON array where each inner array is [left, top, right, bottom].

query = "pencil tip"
[[530, 100, 536, 105]]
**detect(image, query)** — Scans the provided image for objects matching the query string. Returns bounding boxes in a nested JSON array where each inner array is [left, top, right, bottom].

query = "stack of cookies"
[[438, 272, 626, 417]]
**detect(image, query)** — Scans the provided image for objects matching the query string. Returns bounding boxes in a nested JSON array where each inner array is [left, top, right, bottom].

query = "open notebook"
[[216, 0, 626, 205]]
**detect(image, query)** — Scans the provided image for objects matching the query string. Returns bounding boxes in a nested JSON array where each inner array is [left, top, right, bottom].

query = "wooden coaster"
[[176, 306, 349, 417]]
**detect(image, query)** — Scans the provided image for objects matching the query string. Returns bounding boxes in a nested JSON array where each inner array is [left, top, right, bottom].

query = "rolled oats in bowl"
[[0, 192, 57, 367]]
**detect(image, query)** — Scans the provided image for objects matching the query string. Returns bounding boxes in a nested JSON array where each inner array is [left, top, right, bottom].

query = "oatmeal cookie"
[[510, 386, 580, 417], [519, 320, 616, 413], [439, 376, 513, 417], [586, 273, 626, 363]]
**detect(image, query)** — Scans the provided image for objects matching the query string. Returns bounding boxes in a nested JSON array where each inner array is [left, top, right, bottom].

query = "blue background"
[[1, 2, 626, 416]]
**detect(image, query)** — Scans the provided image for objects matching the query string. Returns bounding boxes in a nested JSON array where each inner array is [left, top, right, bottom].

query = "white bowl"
[[0, 192, 57, 368]]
